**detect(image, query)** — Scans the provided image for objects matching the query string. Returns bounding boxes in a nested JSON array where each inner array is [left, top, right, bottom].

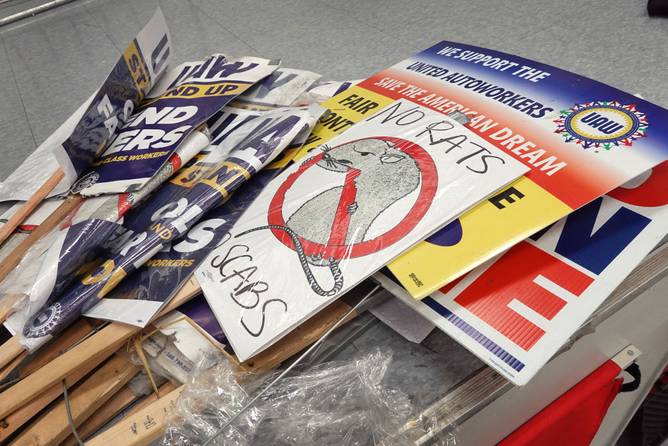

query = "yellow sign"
[[388, 177, 570, 297]]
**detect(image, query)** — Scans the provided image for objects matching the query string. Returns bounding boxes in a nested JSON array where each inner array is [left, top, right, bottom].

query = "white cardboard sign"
[[197, 98, 528, 361]]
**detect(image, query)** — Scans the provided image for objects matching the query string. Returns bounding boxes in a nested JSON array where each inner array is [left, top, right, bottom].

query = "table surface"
[[0, 0, 666, 441]]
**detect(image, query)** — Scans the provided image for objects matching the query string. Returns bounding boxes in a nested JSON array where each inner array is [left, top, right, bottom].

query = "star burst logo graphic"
[[554, 101, 648, 150]]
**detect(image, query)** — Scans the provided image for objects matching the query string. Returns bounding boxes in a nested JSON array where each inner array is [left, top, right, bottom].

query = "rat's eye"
[[352, 145, 373, 156]]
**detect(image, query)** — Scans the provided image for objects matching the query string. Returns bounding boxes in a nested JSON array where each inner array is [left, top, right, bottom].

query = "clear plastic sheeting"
[[162, 352, 264, 445], [162, 350, 458, 446], [0, 224, 61, 334]]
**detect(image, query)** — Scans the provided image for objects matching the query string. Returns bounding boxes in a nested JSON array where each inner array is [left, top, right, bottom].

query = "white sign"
[[197, 98, 528, 361]]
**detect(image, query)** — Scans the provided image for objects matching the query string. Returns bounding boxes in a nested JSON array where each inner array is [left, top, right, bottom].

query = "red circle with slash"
[[266, 136, 437, 259]]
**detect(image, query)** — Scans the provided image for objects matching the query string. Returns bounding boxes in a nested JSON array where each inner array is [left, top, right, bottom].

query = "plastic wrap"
[[0, 224, 61, 334], [163, 352, 263, 445], [161, 350, 447, 446]]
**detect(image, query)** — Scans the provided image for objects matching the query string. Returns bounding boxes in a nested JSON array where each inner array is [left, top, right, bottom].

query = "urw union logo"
[[554, 101, 648, 150]]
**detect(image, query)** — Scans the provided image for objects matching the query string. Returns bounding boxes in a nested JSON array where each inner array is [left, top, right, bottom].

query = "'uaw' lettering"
[[367, 101, 505, 174], [230, 114, 302, 168], [580, 112, 624, 135], [170, 58, 260, 87]]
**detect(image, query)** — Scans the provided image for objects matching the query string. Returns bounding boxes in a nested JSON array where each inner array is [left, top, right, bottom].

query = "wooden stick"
[[19, 320, 96, 379], [0, 294, 24, 325], [0, 319, 94, 386], [61, 380, 178, 446], [60, 385, 139, 446], [0, 168, 64, 248], [0, 336, 24, 370], [0, 194, 82, 284], [121, 381, 178, 419], [0, 277, 201, 419], [0, 350, 27, 382], [86, 386, 184, 446], [11, 354, 140, 446], [0, 350, 98, 443]]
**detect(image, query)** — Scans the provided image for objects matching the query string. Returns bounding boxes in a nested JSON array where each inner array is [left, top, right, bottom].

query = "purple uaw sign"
[[54, 9, 172, 187], [20, 106, 319, 352], [85, 108, 319, 326], [74, 55, 279, 196]]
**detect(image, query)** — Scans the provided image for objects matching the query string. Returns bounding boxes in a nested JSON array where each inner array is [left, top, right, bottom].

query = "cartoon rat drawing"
[[238, 138, 421, 297]]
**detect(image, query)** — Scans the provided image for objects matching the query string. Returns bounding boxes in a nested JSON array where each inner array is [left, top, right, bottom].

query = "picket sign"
[[197, 98, 528, 362], [377, 161, 668, 385], [296, 42, 668, 302], [0, 9, 171, 248]]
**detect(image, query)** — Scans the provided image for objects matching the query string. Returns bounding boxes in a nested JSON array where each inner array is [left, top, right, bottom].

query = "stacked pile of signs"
[[0, 7, 666, 444]]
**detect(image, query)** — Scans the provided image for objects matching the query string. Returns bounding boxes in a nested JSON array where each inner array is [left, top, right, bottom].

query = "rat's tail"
[[236, 225, 343, 297]]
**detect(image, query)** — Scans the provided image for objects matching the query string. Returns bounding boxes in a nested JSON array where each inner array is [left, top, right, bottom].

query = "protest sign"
[[0, 9, 173, 246], [295, 41, 668, 299], [74, 55, 279, 196], [196, 98, 528, 361], [83, 106, 322, 326], [376, 161, 668, 384]]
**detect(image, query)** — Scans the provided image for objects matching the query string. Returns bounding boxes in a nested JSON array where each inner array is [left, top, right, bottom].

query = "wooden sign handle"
[[0, 277, 201, 419], [0, 336, 24, 371], [0, 168, 64, 248], [86, 386, 184, 446], [11, 354, 140, 446]]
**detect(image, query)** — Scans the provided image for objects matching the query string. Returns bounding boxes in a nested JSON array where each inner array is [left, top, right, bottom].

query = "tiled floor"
[[0, 0, 666, 182]]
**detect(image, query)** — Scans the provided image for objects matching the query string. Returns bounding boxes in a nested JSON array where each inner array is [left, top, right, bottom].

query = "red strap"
[[327, 168, 360, 247]]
